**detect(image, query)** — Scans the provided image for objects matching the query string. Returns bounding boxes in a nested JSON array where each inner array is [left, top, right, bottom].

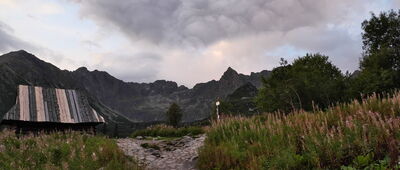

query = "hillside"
[[0, 50, 270, 135]]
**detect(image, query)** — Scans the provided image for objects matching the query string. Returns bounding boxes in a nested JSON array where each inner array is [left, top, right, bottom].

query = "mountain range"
[[0, 50, 270, 136]]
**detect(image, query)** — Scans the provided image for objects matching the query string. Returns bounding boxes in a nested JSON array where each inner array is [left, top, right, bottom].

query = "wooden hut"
[[1, 85, 105, 134]]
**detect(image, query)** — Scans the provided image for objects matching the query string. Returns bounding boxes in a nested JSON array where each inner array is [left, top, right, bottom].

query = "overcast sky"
[[0, 0, 398, 87]]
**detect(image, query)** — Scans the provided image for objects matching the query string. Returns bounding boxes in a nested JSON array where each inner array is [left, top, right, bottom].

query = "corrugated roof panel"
[[19, 85, 29, 121], [2, 85, 105, 124], [35, 87, 45, 122]]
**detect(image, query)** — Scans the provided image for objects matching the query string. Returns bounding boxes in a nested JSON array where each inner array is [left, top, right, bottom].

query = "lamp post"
[[216, 101, 220, 121]]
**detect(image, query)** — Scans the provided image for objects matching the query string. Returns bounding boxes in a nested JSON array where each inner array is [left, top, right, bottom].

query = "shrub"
[[131, 124, 204, 138], [198, 93, 400, 169]]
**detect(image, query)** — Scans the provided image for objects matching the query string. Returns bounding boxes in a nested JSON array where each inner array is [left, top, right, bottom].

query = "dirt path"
[[117, 135, 205, 170]]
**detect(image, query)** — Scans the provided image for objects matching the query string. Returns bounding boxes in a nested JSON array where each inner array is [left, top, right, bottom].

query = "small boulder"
[[151, 151, 161, 157]]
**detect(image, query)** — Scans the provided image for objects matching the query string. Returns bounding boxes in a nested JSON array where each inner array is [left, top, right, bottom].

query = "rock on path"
[[117, 135, 206, 170]]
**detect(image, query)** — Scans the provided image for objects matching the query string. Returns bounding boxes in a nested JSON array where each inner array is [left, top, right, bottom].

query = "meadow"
[[0, 131, 142, 170], [198, 93, 400, 169]]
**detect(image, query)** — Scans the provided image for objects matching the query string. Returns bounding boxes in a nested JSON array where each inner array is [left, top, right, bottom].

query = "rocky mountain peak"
[[220, 67, 239, 81], [2, 50, 29, 56], [75, 67, 89, 73], [152, 80, 178, 89], [150, 80, 189, 94], [9, 50, 29, 55], [1, 50, 40, 63]]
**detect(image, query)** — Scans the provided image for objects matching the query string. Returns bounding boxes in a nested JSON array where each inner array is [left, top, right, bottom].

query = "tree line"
[[256, 9, 400, 113]]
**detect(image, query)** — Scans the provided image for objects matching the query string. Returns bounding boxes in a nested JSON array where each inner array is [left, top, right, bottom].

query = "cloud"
[[285, 26, 362, 71], [92, 51, 162, 83], [0, 21, 34, 52], [81, 40, 101, 49], [0, 0, 64, 16], [74, 0, 366, 47], [33, 2, 64, 15], [0, 20, 76, 70], [67, 0, 396, 87]]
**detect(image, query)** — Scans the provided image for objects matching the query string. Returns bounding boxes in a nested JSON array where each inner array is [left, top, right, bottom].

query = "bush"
[[0, 131, 143, 170], [197, 93, 400, 169], [131, 124, 204, 138]]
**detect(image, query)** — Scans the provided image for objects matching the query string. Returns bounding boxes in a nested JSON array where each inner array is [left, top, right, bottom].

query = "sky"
[[0, 0, 398, 87]]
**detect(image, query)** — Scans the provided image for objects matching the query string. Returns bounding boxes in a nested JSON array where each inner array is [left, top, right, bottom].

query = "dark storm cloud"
[[74, 0, 358, 47]]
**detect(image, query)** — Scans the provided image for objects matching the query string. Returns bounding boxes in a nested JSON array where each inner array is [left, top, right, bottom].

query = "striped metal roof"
[[3, 85, 105, 124]]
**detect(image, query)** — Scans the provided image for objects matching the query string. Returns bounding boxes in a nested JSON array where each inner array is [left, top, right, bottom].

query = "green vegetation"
[[198, 93, 400, 169], [166, 103, 183, 127], [199, 10, 400, 169], [256, 10, 400, 114], [214, 83, 258, 117], [352, 9, 400, 95], [0, 131, 142, 170], [256, 54, 347, 113], [131, 124, 204, 138]]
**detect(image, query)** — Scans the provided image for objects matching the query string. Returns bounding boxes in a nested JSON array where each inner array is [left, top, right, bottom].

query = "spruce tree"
[[166, 103, 182, 128]]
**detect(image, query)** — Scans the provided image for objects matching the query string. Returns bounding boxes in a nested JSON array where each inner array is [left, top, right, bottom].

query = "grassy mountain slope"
[[198, 93, 400, 169]]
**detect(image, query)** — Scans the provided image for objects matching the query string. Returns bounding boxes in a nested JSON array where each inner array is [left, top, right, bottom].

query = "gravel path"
[[117, 135, 205, 170]]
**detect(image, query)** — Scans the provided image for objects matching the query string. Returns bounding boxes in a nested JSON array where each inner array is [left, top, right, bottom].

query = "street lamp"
[[216, 101, 220, 121]]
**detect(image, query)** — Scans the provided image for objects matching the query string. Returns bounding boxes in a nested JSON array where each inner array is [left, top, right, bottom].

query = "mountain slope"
[[0, 50, 270, 125], [73, 66, 270, 122], [72, 67, 188, 121], [0, 50, 135, 137]]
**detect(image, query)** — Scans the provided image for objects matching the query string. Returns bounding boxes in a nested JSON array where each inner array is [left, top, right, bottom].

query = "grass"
[[0, 131, 143, 170], [131, 124, 204, 138], [197, 93, 400, 169]]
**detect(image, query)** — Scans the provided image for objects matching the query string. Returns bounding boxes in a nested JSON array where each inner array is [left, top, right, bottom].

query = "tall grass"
[[198, 93, 400, 169], [0, 131, 143, 170], [131, 124, 204, 138]]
